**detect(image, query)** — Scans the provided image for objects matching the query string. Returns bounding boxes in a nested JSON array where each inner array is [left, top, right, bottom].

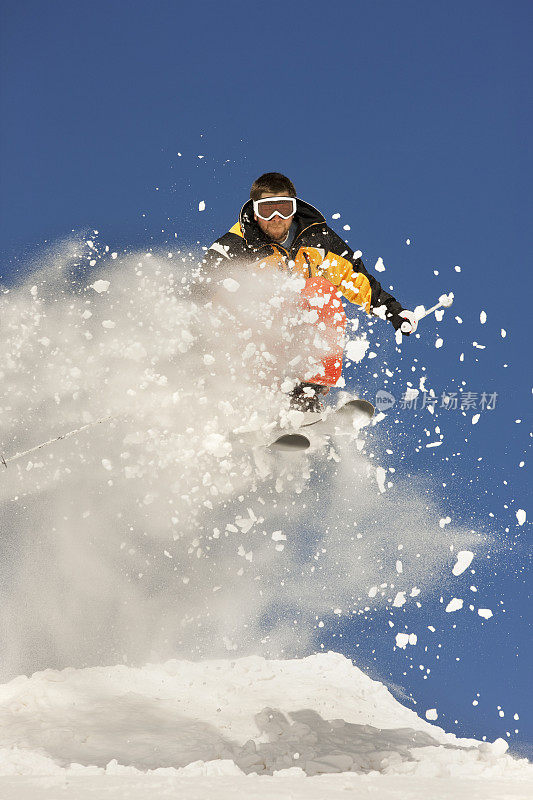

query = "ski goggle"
[[253, 196, 297, 220]]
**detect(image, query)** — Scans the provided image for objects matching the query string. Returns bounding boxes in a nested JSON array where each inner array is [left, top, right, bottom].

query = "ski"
[[269, 433, 311, 452], [269, 398, 374, 452]]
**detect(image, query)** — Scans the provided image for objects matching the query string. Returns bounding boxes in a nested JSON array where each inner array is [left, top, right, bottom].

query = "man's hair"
[[250, 172, 296, 201]]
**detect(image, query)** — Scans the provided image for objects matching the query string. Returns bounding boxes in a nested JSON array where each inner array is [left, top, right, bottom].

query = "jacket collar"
[[238, 198, 325, 252]]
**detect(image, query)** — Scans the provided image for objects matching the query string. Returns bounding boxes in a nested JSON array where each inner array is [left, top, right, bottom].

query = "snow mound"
[[0, 652, 530, 791]]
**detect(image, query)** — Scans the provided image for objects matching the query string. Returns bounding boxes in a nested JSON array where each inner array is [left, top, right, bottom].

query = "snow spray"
[[0, 237, 482, 678]]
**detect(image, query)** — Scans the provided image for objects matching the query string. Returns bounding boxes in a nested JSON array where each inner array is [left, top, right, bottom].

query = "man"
[[203, 172, 417, 411]]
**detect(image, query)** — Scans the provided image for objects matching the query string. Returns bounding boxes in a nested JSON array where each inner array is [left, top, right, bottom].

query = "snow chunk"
[[302, 309, 318, 323], [445, 597, 463, 613], [285, 408, 306, 429], [273, 767, 307, 777], [393, 592, 406, 607], [222, 278, 240, 293], [480, 310, 487, 324], [376, 466, 386, 493], [480, 738, 509, 758], [452, 550, 474, 576], [90, 280, 110, 293], [478, 608, 493, 619], [472, 413, 480, 425], [435, 338, 443, 349], [198, 200, 206, 212], [516, 509, 526, 526], [425, 708, 438, 721], [374, 257, 386, 272], [345, 338, 369, 363], [395, 632, 417, 649], [203, 434, 231, 458], [123, 342, 147, 361]]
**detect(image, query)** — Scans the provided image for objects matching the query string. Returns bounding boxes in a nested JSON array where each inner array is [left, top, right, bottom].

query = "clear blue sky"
[[1, 0, 531, 754]]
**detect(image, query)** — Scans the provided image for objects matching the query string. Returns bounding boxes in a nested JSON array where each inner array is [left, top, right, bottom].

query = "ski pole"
[[1, 414, 116, 470], [401, 292, 454, 334]]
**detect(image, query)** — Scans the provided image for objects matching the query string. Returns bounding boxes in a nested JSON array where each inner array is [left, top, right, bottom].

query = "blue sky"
[[1, 0, 531, 753]]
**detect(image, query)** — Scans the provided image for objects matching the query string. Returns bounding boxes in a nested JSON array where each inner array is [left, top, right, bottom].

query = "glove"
[[398, 309, 418, 335]]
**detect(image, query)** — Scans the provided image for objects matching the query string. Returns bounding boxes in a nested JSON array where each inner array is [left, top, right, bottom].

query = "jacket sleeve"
[[195, 229, 257, 304], [201, 235, 234, 270], [201, 223, 250, 271], [323, 228, 406, 331]]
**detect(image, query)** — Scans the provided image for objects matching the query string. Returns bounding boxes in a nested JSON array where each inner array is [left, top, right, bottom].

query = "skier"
[[203, 172, 417, 412]]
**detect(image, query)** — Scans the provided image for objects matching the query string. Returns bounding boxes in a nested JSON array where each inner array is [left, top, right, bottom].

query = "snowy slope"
[[0, 651, 531, 799]]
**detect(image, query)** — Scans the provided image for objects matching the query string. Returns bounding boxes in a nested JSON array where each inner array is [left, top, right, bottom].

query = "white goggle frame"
[[253, 196, 297, 221]]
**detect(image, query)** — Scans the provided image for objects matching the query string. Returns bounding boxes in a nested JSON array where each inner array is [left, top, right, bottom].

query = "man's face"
[[254, 191, 295, 244]]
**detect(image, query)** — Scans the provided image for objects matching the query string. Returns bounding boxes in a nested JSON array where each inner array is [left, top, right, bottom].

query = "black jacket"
[[203, 198, 406, 330]]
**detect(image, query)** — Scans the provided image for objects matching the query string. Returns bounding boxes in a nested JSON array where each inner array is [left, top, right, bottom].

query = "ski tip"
[[269, 433, 311, 452], [341, 399, 375, 418]]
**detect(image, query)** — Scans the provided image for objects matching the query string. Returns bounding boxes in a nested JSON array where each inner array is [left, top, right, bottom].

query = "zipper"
[[270, 222, 323, 275], [289, 221, 322, 255]]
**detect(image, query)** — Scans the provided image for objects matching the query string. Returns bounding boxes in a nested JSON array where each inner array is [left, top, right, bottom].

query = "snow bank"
[[0, 652, 530, 798]]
